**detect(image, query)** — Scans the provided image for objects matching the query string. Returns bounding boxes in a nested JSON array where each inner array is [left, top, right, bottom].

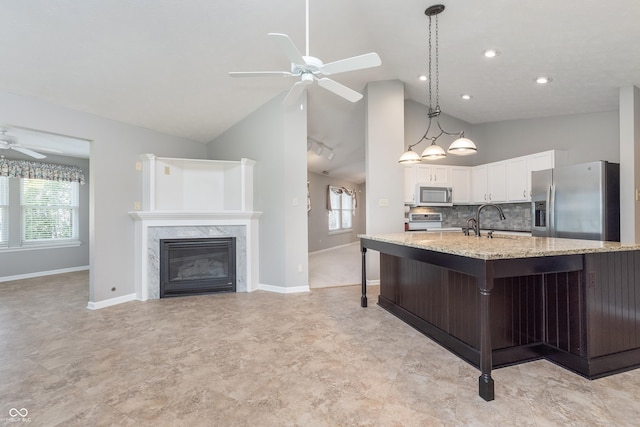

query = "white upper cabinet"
[[471, 162, 506, 203], [471, 165, 488, 203], [506, 151, 558, 202], [450, 167, 471, 204], [487, 161, 507, 203], [403, 165, 417, 204], [416, 165, 449, 185]]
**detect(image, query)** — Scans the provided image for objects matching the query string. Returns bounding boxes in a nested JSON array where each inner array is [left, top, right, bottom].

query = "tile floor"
[[1, 270, 640, 426]]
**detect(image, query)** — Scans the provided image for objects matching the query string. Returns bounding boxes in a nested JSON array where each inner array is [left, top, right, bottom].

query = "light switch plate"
[[378, 198, 389, 207]]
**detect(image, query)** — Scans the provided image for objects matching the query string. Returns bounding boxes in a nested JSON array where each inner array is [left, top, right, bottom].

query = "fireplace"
[[160, 237, 236, 298]]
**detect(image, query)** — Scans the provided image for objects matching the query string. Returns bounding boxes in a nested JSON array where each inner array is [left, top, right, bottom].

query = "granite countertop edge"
[[359, 232, 640, 260]]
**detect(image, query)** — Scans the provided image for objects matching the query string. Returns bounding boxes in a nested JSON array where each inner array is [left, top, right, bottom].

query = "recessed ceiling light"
[[419, 75, 428, 81], [461, 94, 472, 100], [483, 49, 500, 58], [535, 76, 552, 84]]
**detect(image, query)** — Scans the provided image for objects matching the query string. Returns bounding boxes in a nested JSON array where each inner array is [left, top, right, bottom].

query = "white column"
[[619, 86, 640, 244], [364, 80, 405, 281]]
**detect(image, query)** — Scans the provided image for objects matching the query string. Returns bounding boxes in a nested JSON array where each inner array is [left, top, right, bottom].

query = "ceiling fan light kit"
[[229, 0, 381, 105], [399, 4, 477, 164]]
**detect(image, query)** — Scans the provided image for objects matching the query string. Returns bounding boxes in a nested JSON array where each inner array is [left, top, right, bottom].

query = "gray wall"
[[471, 111, 620, 165], [405, 101, 620, 167], [207, 93, 309, 290], [0, 91, 206, 303], [0, 152, 90, 278], [404, 99, 477, 167], [307, 171, 366, 253]]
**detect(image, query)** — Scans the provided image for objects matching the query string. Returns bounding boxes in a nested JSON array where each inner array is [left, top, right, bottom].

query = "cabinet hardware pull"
[[523, 190, 526, 198]]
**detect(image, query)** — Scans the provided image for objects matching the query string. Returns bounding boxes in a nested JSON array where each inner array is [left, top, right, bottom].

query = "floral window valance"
[[326, 185, 357, 211], [0, 158, 85, 184]]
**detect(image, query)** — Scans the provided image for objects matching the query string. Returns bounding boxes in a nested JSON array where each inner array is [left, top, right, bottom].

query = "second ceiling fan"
[[229, 0, 381, 104]]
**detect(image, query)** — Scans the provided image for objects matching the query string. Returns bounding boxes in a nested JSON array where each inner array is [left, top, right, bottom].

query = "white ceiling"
[[1, 0, 639, 182]]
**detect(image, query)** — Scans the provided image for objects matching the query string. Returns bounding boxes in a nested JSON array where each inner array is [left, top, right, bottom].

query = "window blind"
[[21, 178, 79, 242]]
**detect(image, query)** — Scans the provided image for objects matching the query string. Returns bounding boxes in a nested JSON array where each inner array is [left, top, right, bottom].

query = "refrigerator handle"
[[548, 184, 556, 237]]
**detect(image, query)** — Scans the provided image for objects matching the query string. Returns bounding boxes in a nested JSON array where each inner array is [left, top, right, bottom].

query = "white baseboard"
[[258, 283, 310, 294], [366, 279, 380, 286], [308, 241, 359, 256], [87, 293, 137, 310], [0, 265, 89, 283]]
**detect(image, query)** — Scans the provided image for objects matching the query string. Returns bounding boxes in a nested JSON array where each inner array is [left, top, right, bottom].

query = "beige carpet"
[[309, 242, 361, 289]]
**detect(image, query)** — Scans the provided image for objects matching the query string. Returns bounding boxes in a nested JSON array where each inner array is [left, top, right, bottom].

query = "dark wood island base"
[[360, 234, 640, 402]]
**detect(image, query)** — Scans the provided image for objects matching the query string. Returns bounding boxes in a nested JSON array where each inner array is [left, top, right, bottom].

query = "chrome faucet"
[[476, 204, 506, 237], [465, 217, 478, 236]]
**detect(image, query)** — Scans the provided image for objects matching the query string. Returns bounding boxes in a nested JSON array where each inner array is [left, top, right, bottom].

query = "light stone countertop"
[[359, 232, 640, 260]]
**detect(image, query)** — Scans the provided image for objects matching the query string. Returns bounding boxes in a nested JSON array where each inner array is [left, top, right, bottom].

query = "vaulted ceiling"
[[1, 1, 639, 182]]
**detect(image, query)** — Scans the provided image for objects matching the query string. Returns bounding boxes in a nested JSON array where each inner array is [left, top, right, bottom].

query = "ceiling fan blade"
[[320, 52, 382, 75], [268, 33, 306, 65], [11, 146, 47, 159], [229, 71, 293, 78], [317, 78, 363, 102], [282, 81, 308, 105]]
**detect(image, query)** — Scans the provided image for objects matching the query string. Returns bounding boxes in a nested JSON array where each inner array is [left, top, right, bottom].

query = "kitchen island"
[[359, 232, 640, 401]]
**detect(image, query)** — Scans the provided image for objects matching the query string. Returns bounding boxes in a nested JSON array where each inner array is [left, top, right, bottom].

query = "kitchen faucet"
[[476, 204, 506, 237], [465, 217, 478, 236]]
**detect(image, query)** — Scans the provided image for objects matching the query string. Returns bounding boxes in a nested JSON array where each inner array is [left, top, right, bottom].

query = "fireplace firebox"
[[159, 237, 236, 298]]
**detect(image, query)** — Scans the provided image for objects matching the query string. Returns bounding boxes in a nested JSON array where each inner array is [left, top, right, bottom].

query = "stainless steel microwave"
[[414, 184, 453, 206]]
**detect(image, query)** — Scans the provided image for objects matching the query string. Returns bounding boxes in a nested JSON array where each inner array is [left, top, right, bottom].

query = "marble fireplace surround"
[[130, 212, 261, 301]]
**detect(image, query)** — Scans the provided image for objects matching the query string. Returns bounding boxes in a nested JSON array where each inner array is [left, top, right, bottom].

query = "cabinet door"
[[415, 165, 449, 185], [487, 162, 507, 202], [507, 157, 529, 202], [450, 167, 470, 204], [403, 165, 416, 204], [431, 166, 449, 184], [471, 166, 488, 203]]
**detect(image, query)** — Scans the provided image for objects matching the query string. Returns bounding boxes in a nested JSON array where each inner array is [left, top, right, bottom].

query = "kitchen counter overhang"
[[359, 232, 640, 402]]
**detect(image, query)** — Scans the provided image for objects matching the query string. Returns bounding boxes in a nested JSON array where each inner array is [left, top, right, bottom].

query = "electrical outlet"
[[134, 201, 141, 210], [298, 264, 303, 272], [164, 166, 170, 175], [379, 198, 389, 207], [293, 198, 299, 207], [135, 161, 142, 171]]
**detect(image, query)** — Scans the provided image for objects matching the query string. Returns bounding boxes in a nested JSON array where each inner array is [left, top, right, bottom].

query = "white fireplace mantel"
[[130, 155, 261, 301], [130, 211, 261, 301]]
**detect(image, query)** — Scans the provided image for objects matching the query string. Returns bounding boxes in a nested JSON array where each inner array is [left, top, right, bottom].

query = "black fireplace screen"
[[160, 237, 236, 298]]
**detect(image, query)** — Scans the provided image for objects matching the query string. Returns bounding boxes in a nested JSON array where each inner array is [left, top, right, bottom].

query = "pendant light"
[[399, 4, 477, 164]]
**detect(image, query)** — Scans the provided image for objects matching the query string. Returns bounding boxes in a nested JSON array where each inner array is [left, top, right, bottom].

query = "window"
[[0, 177, 7, 246], [328, 186, 355, 232], [21, 179, 79, 243]]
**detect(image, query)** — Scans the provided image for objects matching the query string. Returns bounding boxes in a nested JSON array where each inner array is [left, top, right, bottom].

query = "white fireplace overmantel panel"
[[132, 155, 260, 301], [129, 211, 262, 301]]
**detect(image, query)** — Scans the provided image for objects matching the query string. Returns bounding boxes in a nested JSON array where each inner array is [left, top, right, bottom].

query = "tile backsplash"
[[409, 203, 532, 231]]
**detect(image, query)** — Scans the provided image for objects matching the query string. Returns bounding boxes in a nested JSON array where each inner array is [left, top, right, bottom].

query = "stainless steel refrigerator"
[[531, 161, 620, 241]]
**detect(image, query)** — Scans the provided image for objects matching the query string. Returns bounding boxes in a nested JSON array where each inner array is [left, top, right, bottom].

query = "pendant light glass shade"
[[398, 148, 422, 164], [421, 141, 446, 160], [447, 137, 477, 155]]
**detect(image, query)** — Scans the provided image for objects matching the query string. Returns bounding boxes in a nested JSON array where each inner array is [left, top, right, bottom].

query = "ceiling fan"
[[229, 0, 381, 104], [0, 130, 47, 159]]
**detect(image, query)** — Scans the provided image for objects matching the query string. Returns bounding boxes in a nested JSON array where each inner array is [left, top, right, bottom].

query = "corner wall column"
[[620, 86, 640, 244]]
